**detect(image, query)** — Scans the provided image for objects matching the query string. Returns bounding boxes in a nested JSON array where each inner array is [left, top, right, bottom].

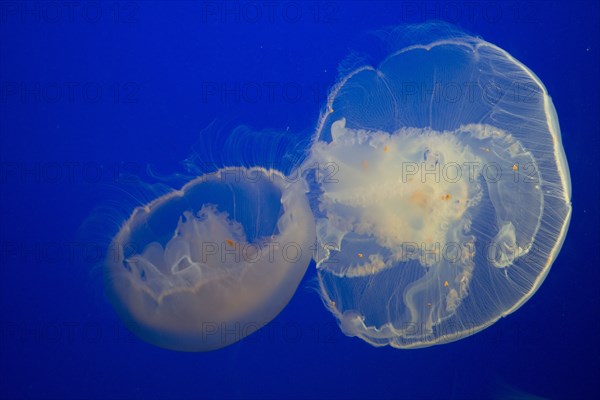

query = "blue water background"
[[1, 1, 599, 399]]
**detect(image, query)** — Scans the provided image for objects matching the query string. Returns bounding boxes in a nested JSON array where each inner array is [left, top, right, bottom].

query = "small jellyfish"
[[306, 23, 572, 348], [107, 167, 315, 351]]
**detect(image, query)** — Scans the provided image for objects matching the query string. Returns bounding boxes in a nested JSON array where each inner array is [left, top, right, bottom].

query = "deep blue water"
[[1, 1, 599, 399]]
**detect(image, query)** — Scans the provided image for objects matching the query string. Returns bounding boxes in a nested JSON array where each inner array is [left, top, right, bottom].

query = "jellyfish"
[[107, 167, 315, 351], [306, 24, 572, 348]]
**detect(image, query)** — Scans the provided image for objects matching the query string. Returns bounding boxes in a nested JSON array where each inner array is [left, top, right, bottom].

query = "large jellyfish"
[[306, 24, 572, 348], [107, 167, 315, 351]]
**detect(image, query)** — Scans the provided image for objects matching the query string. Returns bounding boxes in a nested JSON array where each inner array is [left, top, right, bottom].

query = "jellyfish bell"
[[306, 24, 572, 348], [107, 166, 315, 351]]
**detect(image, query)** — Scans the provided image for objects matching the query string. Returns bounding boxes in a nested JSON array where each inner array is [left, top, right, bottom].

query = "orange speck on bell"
[[383, 146, 390, 153], [512, 164, 518, 171], [410, 191, 428, 208], [441, 193, 451, 201], [225, 239, 235, 248], [357, 253, 364, 258]]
